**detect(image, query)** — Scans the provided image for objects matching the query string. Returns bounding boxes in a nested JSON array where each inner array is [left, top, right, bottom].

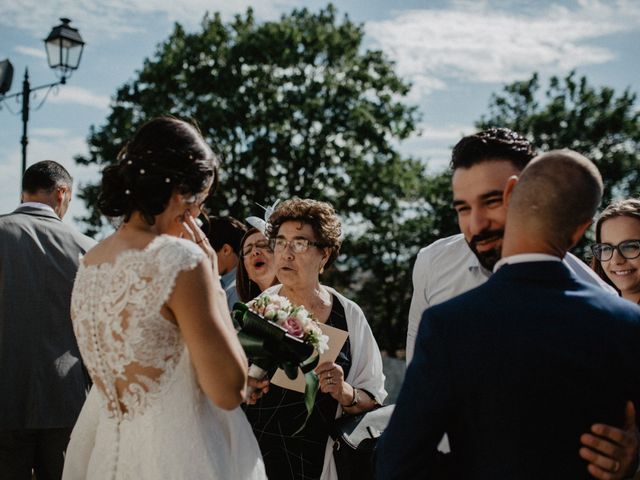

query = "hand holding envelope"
[[271, 322, 349, 393]]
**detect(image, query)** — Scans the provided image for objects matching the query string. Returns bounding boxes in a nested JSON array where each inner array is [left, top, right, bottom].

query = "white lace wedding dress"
[[62, 235, 266, 479]]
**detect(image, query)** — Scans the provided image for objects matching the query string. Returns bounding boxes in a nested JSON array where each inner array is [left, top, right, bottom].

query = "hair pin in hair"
[[127, 160, 133, 165], [165, 177, 171, 183], [125, 189, 131, 195], [140, 169, 145, 174], [246, 199, 280, 236]]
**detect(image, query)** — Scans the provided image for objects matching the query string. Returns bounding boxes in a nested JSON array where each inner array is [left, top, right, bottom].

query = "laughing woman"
[[244, 198, 387, 480], [591, 198, 640, 304]]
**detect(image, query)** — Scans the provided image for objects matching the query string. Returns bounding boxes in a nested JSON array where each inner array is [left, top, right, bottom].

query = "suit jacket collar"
[[490, 260, 577, 286], [13, 205, 62, 221]]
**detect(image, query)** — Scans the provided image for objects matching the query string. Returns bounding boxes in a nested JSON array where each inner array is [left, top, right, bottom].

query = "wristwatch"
[[346, 387, 359, 407]]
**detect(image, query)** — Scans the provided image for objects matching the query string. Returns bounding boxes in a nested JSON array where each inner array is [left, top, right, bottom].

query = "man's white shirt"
[[20, 202, 57, 215], [406, 233, 617, 363]]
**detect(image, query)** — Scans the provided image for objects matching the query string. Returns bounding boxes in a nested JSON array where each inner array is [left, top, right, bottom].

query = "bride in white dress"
[[62, 117, 266, 479]]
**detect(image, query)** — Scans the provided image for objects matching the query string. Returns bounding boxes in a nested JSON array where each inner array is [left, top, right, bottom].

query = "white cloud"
[[416, 123, 470, 142], [0, 0, 300, 42], [45, 85, 110, 110], [397, 123, 474, 170], [31, 127, 70, 137], [367, 0, 640, 98], [14, 45, 46, 59]]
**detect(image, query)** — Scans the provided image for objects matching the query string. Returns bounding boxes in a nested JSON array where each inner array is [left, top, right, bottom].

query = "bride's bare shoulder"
[[82, 231, 156, 267]]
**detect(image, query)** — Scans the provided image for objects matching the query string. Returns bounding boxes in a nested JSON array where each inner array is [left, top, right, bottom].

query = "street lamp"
[[0, 18, 85, 177]]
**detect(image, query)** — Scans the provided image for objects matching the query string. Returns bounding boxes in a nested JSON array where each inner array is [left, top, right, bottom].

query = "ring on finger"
[[612, 460, 620, 473]]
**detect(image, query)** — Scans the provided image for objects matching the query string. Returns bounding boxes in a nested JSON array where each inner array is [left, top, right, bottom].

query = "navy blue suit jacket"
[[377, 261, 640, 479]]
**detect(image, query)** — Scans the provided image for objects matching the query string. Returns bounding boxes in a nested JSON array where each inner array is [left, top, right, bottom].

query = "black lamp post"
[[0, 18, 85, 177]]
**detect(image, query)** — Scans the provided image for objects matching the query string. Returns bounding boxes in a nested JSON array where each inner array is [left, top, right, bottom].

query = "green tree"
[[332, 170, 458, 353], [76, 5, 441, 353], [478, 71, 640, 211]]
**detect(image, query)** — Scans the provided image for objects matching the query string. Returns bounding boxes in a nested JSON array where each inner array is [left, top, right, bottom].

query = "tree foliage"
[[76, 5, 446, 353], [478, 71, 640, 208]]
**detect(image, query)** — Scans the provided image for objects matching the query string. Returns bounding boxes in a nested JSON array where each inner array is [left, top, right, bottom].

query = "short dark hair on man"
[[22, 160, 72, 194], [450, 127, 536, 171], [206, 216, 247, 254], [508, 149, 603, 250]]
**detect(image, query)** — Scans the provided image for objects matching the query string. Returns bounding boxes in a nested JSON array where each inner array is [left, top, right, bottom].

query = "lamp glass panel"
[[45, 40, 61, 68], [65, 45, 83, 69]]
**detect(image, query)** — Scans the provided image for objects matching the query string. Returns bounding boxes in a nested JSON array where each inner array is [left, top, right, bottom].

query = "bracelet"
[[345, 387, 359, 408]]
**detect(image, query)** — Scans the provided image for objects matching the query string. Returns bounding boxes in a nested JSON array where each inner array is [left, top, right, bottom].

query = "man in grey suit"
[[0, 161, 95, 480]]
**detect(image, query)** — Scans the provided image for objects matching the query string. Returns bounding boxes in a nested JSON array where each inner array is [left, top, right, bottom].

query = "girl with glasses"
[[591, 198, 640, 304]]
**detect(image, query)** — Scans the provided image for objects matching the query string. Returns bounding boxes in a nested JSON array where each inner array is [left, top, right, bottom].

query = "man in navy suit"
[[377, 150, 640, 479]]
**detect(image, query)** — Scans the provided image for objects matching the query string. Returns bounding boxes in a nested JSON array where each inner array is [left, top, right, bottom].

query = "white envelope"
[[270, 322, 349, 393]]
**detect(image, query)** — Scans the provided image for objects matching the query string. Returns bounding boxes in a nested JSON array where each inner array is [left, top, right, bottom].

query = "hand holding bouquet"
[[234, 293, 330, 432]]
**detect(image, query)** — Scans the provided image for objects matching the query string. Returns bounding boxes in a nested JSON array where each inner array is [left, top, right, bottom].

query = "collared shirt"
[[493, 253, 561, 272], [20, 202, 57, 216], [220, 266, 239, 312], [406, 233, 617, 363]]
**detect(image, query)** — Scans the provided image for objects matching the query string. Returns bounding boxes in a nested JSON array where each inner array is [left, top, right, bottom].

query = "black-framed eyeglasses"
[[241, 240, 271, 257], [590, 240, 640, 262], [270, 237, 324, 254]]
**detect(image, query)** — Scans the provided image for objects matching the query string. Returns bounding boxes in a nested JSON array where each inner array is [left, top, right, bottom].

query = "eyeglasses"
[[241, 240, 271, 257], [270, 237, 324, 254], [590, 240, 640, 262]]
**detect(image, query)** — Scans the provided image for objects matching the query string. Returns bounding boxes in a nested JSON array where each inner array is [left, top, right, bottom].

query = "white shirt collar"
[[493, 253, 561, 273], [20, 202, 57, 215]]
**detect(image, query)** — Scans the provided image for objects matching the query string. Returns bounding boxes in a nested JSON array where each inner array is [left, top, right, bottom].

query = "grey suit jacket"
[[0, 205, 95, 429]]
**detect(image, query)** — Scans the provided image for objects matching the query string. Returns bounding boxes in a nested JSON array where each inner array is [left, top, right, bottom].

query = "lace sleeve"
[[150, 237, 207, 309]]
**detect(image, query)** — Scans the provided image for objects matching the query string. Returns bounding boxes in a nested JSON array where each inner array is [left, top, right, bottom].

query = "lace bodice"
[[71, 235, 205, 421]]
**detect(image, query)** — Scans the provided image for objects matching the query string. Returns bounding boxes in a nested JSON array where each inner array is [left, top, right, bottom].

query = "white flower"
[[276, 309, 289, 322], [294, 307, 310, 327], [315, 333, 329, 355], [264, 304, 277, 319]]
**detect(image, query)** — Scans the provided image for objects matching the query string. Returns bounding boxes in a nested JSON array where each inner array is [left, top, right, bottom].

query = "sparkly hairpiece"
[[120, 149, 182, 186], [246, 199, 280, 236]]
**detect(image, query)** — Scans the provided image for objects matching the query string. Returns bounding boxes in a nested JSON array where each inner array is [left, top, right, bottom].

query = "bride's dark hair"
[[99, 116, 218, 224]]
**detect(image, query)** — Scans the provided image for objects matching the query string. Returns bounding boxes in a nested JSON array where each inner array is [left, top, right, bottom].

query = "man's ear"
[[220, 243, 234, 257], [55, 185, 69, 207], [503, 175, 519, 208]]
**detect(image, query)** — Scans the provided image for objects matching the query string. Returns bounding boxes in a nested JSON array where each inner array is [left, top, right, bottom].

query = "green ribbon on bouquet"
[[233, 303, 320, 434]]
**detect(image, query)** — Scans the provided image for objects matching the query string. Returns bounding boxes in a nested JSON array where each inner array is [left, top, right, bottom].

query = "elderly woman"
[[237, 227, 278, 302], [591, 198, 640, 304], [244, 198, 386, 480]]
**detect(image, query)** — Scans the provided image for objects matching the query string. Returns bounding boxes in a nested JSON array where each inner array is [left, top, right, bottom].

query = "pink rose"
[[283, 317, 304, 338]]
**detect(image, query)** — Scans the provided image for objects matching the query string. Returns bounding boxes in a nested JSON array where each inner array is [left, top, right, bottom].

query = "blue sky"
[[1, 0, 639, 233]]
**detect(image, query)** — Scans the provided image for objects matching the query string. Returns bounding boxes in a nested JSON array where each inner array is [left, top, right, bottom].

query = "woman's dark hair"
[[98, 116, 218, 224], [236, 227, 269, 302], [267, 198, 342, 269], [591, 198, 640, 292]]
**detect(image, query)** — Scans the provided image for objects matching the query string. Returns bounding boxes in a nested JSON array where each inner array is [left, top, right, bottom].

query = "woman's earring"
[[319, 266, 324, 274]]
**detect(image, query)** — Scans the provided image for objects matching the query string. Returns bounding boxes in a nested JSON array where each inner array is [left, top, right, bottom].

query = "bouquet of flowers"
[[233, 293, 329, 432]]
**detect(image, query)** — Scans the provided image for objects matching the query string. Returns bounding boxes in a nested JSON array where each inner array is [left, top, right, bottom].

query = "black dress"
[[244, 294, 351, 480]]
